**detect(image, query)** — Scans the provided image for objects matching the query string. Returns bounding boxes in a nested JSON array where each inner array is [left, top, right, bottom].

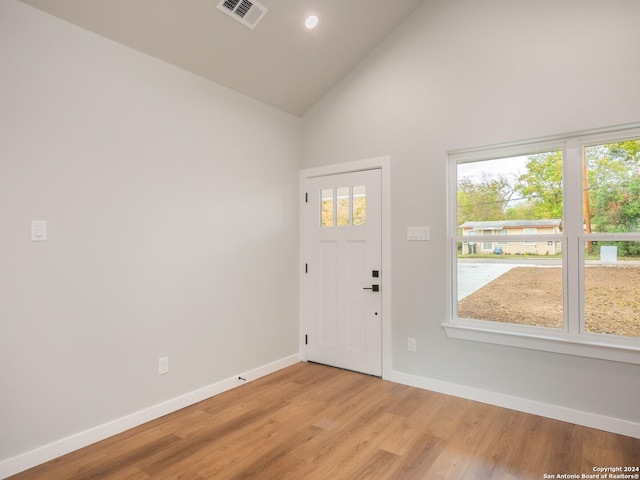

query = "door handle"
[[363, 284, 380, 292]]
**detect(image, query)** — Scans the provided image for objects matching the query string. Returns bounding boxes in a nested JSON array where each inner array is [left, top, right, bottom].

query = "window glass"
[[582, 139, 640, 340], [456, 151, 564, 328], [458, 151, 563, 231], [583, 240, 640, 338], [457, 242, 564, 329], [321, 186, 367, 227], [523, 228, 537, 245], [336, 187, 350, 226], [584, 140, 640, 234], [352, 186, 366, 226], [321, 189, 334, 227]]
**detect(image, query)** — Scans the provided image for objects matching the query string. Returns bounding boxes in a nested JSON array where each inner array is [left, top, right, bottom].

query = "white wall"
[[3, 0, 639, 471], [302, 0, 640, 425], [0, 0, 300, 462]]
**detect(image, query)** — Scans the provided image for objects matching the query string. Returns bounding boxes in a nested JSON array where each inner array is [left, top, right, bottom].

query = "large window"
[[446, 125, 640, 363]]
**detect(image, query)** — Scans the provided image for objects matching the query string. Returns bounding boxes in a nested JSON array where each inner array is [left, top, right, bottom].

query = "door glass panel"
[[352, 185, 366, 226], [337, 187, 350, 226], [321, 189, 334, 227]]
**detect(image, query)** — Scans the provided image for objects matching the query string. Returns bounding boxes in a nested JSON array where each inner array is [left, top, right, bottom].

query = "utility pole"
[[583, 150, 593, 255]]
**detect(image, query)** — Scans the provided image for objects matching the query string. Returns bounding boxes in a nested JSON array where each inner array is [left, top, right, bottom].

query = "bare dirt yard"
[[458, 265, 640, 338]]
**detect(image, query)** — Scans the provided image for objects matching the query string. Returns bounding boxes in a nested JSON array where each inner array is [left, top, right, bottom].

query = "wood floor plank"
[[9, 362, 640, 480]]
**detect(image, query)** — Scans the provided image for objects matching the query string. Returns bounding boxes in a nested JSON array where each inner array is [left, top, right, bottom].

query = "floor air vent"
[[217, 0, 268, 30]]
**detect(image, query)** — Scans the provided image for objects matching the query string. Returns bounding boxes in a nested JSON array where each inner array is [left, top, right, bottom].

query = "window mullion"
[[563, 138, 582, 336]]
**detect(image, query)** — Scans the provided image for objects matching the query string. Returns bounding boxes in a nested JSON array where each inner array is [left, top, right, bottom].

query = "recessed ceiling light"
[[304, 14, 319, 30]]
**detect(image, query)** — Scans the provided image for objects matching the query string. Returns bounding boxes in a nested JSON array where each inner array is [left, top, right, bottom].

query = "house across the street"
[[459, 219, 563, 255]]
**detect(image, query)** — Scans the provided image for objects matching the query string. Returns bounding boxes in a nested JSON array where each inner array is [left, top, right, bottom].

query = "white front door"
[[304, 169, 382, 376]]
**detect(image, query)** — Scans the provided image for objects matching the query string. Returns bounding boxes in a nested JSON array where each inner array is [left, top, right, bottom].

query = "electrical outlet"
[[408, 338, 416, 352], [158, 357, 169, 375]]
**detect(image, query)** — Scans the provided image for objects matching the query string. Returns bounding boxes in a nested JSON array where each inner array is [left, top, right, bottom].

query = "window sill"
[[442, 321, 640, 365]]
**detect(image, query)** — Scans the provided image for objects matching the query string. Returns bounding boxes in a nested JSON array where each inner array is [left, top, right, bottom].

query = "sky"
[[457, 155, 529, 182]]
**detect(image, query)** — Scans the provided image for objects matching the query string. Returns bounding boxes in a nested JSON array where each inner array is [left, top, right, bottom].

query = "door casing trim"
[[299, 156, 392, 379]]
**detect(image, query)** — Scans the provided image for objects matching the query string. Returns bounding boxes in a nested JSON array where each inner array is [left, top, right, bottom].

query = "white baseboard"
[[0, 353, 301, 479], [385, 369, 640, 439]]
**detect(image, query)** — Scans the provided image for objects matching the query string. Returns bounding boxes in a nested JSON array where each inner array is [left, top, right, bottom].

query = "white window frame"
[[444, 123, 640, 365]]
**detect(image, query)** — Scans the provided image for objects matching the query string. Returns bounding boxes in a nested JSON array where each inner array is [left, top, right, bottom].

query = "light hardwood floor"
[[10, 362, 640, 479]]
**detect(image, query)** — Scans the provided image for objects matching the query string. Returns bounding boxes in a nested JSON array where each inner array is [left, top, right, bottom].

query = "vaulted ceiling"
[[19, 0, 426, 116]]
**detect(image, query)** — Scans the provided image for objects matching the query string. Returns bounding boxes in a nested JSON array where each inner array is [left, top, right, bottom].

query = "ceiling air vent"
[[217, 0, 268, 30]]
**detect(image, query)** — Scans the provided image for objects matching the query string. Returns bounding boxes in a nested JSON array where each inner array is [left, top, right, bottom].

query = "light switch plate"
[[407, 226, 430, 241], [31, 221, 47, 241]]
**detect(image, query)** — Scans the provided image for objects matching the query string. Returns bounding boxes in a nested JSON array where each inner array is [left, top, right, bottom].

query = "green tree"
[[607, 140, 640, 164], [585, 140, 640, 256], [515, 151, 563, 219], [457, 173, 515, 225], [586, 140, 640, 233]]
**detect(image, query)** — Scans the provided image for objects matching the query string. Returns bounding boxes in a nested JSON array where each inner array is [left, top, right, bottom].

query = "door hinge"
[[305, 334, 308, 345], [305, 192, 308, 203], [305, 263, 308, 273]]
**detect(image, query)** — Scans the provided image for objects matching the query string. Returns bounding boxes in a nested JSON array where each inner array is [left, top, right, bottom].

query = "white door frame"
[[299, 156, 392, 379]]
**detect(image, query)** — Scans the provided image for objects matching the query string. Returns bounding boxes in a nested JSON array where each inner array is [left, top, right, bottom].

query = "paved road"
[[457, 257, 638, 300], [458, 258, 562, 266], [457, 258, 562, 301], [457, 263, 518, 300]]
